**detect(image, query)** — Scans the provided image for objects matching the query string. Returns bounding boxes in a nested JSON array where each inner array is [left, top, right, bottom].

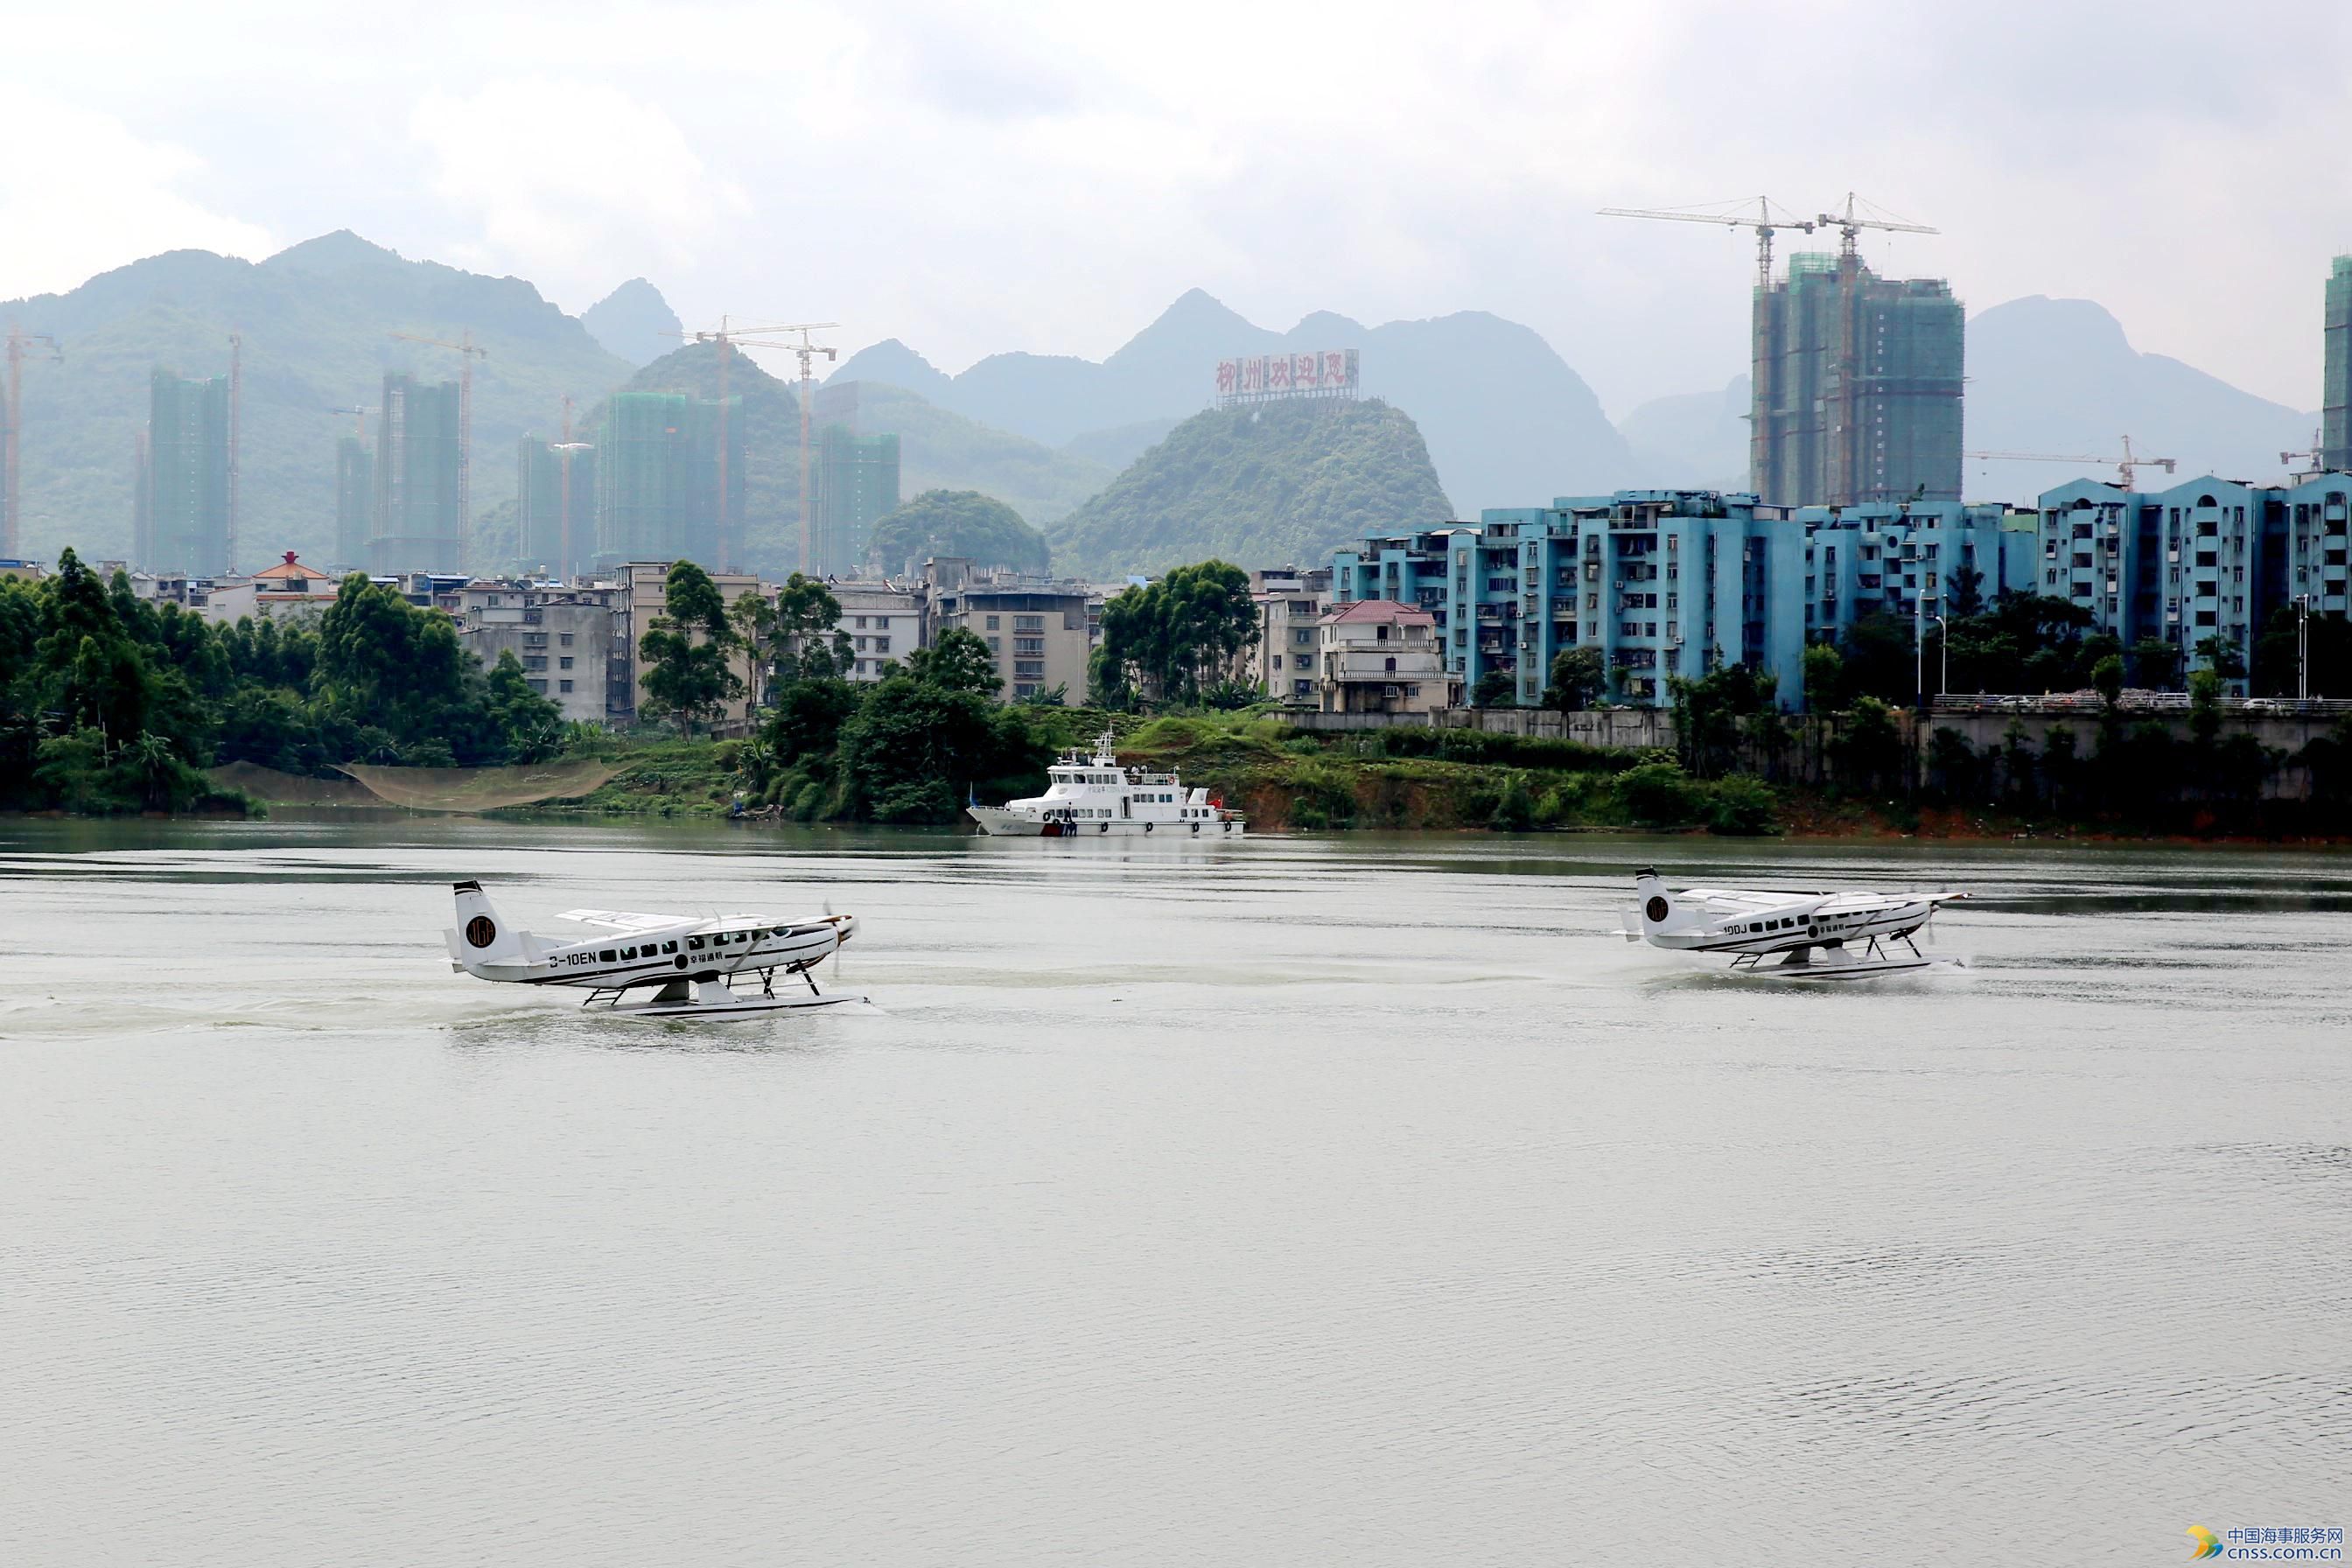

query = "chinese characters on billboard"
[[1213, 349, 1358, 406]]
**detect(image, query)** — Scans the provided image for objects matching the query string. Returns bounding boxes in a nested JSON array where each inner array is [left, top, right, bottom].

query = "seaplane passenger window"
[[663, 942, 677, 954], [688, 937, 704, 951], [599, 949, 617, 962]]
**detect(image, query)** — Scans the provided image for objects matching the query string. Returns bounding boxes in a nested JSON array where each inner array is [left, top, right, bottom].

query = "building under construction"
[[141, 368, 234, 573], [2324, 256, 2352, 472], [594, 391, 741, 570], [517, 436, 598, 580], [1751, 254, 1964, 507], [371, 373, 463, 573], [333, 435, 374, 570], [814, 424, 900, 574]]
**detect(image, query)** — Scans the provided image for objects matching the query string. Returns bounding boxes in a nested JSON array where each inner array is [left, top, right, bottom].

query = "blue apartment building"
[[1333, 490, 2037, 711], [2034, 474, 2351, 690]]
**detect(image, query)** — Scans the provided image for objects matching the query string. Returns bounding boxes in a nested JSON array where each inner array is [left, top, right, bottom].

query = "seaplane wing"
[[553, 907, 698, 932]]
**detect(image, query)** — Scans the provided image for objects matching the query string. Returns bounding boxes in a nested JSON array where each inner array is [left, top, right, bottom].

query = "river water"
[[3, 817, 2346, 1565]]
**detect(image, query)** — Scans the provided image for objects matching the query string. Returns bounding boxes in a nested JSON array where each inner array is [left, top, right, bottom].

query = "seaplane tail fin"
[[449, 879, 529, 974], [1632, 866, 1700, 940]]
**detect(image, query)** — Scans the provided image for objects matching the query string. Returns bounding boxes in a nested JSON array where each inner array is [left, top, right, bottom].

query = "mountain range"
[[830, 290, 1634, 516], [4, 232, 2329, 578]]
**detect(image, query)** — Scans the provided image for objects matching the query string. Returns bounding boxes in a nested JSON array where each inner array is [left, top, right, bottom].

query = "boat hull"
[[967, 806, 1245, 838]]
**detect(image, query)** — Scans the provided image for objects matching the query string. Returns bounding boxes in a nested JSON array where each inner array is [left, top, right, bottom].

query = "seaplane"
[[1621, 866, 1966, 979], [443, 880, 864, 1018]]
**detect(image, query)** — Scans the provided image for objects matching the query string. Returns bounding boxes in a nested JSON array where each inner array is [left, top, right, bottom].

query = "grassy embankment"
[[527, 714, 1794, 832]]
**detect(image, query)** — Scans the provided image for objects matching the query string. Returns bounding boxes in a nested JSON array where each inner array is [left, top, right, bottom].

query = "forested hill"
[[1046, 399, 1452, 579]]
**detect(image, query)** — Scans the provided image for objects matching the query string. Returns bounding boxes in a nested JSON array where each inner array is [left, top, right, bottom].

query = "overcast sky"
[[4, 0, 2347, 417]]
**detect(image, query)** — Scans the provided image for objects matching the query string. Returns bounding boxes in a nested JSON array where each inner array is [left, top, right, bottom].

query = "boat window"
[[599, 949, 617, 962]]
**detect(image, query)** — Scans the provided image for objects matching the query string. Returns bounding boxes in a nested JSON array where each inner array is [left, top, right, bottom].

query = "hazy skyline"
[[4, 0, 2347, 418]]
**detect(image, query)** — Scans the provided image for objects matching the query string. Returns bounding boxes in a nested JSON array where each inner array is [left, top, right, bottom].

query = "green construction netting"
[[206, 759, 621, 811]]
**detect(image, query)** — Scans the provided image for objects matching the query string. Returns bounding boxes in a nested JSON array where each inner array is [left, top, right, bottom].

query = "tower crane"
[[674, 319, 839, 573], [1597, 196, 1818, 290], [326, 404, 377, 436], [388, 329, 487, 569], [4, 326, 63, 558], [1965, 436, 2178, 491], [1814, 192, 1940, 260]]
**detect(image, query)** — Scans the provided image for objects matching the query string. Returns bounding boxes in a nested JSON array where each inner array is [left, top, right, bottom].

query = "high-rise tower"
[[2324, 256, 2351, 472], [371, 374, 462, 572], [1752, 254, 1963, 506], [518, 436, 598, 580], [145, 368, 233, 572]]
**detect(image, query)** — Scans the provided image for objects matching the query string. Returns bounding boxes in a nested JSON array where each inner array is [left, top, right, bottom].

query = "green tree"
[[728, 591, 777, 713], [1471, 670, 1516, 709], [2129, 637, 2181, 689], [2091, 654, 2124, 710], [867, 490, 1051, 576], [1094, 561, 1259, 706], [1542, 647, 1605, 712], [638, 561, 744, 736], [904, 626, 1004, 697], [1801, 641, 1846, 712], [770, 573, 850, 682]]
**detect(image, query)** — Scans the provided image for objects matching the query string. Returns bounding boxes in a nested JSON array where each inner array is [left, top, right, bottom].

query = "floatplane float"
[[1622, 866, 1966, 979], [444, 880, 864, 1018]]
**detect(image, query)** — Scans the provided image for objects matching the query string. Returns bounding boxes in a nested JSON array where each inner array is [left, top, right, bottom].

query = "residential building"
[[921, 557, 1091, 704], [815, 426, 901, 575], [2325, 256, 2351, 472], [831, 581, 923, 682], [1753, 252, 1964, 506], [518, 438, 598, 581], [456, 579, 620, 723], [376, 570, 472, 615], [143, 368, 232, 573], [597, 392, 741, 572], [333, 434, 374, 570], [1246, 564, 1331, 704], [372, 374, 463, 573], [1316, 599, 1451, 714], [1334, 490, 2037, 711], [201, 552, 343, 624], [2034, 473, 2351, 692], [0, 558, 47, 584], [612, 559, 763, 725]]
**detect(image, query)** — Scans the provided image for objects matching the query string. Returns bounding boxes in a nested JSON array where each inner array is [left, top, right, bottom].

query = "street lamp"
[[1932, 614, 1949, 697], [2294, 592, 2313, 702]]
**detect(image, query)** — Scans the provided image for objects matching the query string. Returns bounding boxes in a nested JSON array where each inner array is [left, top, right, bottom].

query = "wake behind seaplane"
[[1621, 866, 1966, 979], [444, 880, 864, 1018]]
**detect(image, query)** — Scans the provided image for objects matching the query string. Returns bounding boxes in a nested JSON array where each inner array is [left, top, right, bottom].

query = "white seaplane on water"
[[968, 729, 1245, 838], [1622, 866, 1967, 979], [444, 880, 864, 1018]]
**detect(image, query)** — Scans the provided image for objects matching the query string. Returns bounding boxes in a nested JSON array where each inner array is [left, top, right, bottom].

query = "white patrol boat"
[[443, 880, 864, 1017], [1621, 866, 1966, 979], [968, 730, 1246, 838]]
